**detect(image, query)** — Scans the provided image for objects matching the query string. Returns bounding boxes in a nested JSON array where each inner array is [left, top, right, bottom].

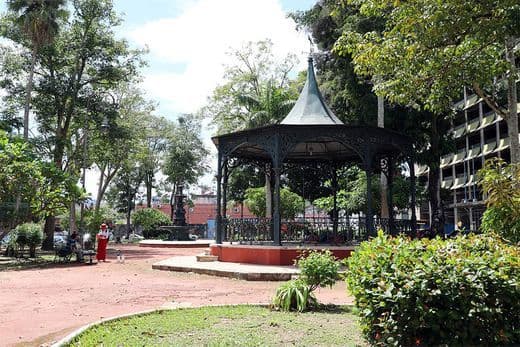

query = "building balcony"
[[467, 118, 480, 133], [440, 154, 454, 168], [482, 140, 497, 155], [478, 113, 497, 130], [466, 144, 481, 160]]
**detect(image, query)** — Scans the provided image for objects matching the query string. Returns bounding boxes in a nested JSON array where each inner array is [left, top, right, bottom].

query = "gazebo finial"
[[280, 52, 343, 125]]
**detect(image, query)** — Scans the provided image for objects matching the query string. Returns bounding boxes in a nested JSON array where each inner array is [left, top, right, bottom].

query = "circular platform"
[[139, 240, 213, 248], [210, 243, 355, 266]]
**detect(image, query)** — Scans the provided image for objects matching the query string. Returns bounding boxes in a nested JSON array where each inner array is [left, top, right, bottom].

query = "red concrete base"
[[210, 243, 355, 266]]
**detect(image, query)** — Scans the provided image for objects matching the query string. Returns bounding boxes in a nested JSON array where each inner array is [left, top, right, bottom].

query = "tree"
[[227, 163, 265, 218], [106, 159, 144, 237], [162, 116, 208, 219], [245, 187, 303, 220], [7, 0, 66, 140], [89, 85, 162, 212], [139, 116, 172, 208], [335, 0, 520, 162], [1, 0, 145, 249], [0, 131, 75, 235], [204, 39, 299, 134], [292, 0, 454, 233]]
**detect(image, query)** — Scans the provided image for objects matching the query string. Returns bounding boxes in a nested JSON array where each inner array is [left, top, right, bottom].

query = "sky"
[[1, 0, 317, 197]]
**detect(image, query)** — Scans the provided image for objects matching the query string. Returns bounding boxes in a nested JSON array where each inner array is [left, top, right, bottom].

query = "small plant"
[[272, 279, 316, 312], [273, 250, 339, 312], [297, 249, 340, 291]]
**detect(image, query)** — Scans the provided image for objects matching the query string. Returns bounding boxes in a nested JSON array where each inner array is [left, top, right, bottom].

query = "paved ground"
[[0, 244, 352, 347]]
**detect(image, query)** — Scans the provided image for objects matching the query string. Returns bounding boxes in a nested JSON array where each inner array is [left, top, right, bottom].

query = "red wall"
[[135, 203, 255, 225], [210, 244, 353, 266]]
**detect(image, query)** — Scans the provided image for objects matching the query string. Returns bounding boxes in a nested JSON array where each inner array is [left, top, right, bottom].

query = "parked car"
[[53, 232, 67, 247]]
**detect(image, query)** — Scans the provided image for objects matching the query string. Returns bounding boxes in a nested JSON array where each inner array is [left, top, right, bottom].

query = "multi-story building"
[[417, 89, 519, 232]]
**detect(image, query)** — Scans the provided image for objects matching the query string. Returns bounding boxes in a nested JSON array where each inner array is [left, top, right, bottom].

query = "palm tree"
[[7, 0, 66, 140]]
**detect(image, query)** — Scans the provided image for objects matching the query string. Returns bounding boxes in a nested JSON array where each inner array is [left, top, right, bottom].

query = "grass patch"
[[0, 251, 57, 271], [68, 305, 366, 346]]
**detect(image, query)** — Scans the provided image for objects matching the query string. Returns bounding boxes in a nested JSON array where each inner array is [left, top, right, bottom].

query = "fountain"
[[158, 184, 191, 241]]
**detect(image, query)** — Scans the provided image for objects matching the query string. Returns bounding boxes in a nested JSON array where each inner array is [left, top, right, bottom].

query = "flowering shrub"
[[346, 232, 520, 346]]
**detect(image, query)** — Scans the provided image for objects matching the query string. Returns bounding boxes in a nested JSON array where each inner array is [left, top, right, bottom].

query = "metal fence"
[[223, 216, 417, 245]]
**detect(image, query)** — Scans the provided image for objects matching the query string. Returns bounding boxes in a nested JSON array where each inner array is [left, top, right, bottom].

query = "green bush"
[[297, 249, 340, 291], [132, 208, 170, 239], [346, 231, 520, 346], [272, 279, 316, 312], [273, 250, 340, 312], [478, 158, 520, 243], [15, 223, 42, 257]]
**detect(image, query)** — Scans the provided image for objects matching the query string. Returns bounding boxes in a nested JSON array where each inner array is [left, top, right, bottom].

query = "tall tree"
[[204, 39, 299, 134], [336, 0, 520, 162], [162, 116, 208, 220], [7, 0, 66, 140], [89, 85, 160, 212], [140, 116, 172, 208], [1, 0, 145, 248]]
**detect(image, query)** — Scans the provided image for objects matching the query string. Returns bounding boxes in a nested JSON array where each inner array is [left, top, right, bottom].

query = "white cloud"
[[129, 0, 309, 115]]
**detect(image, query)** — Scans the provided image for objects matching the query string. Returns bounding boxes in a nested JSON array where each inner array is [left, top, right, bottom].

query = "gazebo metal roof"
[[280, 57, 343, 125]]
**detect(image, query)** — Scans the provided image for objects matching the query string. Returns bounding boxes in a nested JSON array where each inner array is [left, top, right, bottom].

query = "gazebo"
[[210, 57, 417, 264]]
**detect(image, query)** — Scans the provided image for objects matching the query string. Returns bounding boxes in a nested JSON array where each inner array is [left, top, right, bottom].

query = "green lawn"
[[68, 305, 366, 346]]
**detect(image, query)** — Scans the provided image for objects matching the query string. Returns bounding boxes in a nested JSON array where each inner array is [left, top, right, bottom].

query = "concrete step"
[[196, 254, 218, 262]]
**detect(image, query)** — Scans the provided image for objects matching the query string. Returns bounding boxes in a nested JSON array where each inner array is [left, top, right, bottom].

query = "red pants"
[[96, 237, 108, 261]]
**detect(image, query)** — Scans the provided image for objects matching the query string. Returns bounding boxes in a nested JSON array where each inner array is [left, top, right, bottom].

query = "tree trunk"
[[505, 37, 519, 163], [427, 116, 444, 236], [378, 95, 389, 218], [69, 200, 77, 234], [95, 163, 106, 212], [42, 216, 56, 250], [23, 46, 37, 140], [146, 171, 153, 208]]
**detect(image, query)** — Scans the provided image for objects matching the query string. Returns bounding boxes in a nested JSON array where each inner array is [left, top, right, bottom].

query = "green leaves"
[[132, 208, 170, 239], [478, 158, 520, 243], [346, 233, 520, 345], [272, 279, 317, 312], [244, 187, 303, 219], [297, 250, 340, 291], [273, 250, 340, 312]]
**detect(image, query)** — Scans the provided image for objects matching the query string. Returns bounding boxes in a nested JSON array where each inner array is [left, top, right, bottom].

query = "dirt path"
[[0, 244, 352, 347]]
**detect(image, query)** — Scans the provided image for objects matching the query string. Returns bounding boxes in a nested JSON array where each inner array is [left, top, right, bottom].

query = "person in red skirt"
[[96, 223, 110, 262]]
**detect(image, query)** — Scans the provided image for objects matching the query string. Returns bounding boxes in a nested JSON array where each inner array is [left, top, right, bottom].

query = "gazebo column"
[[387, 157, 395, 235], [332, 166, 338, 235], [222, 158, 229, 240], [409, 158, 417, 235], [215, 151, 223, 244], [272, 135, 282, 246], [273, 165, 281, 246], [364, 151, 374, 238]]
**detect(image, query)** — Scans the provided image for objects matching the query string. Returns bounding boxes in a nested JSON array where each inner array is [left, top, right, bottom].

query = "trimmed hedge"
[[346, 232, 519, 346]]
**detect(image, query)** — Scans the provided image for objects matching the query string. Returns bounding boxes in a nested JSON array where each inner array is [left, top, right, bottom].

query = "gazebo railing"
[[224, 217, 272, 244], [223, 216, 417, 245]]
